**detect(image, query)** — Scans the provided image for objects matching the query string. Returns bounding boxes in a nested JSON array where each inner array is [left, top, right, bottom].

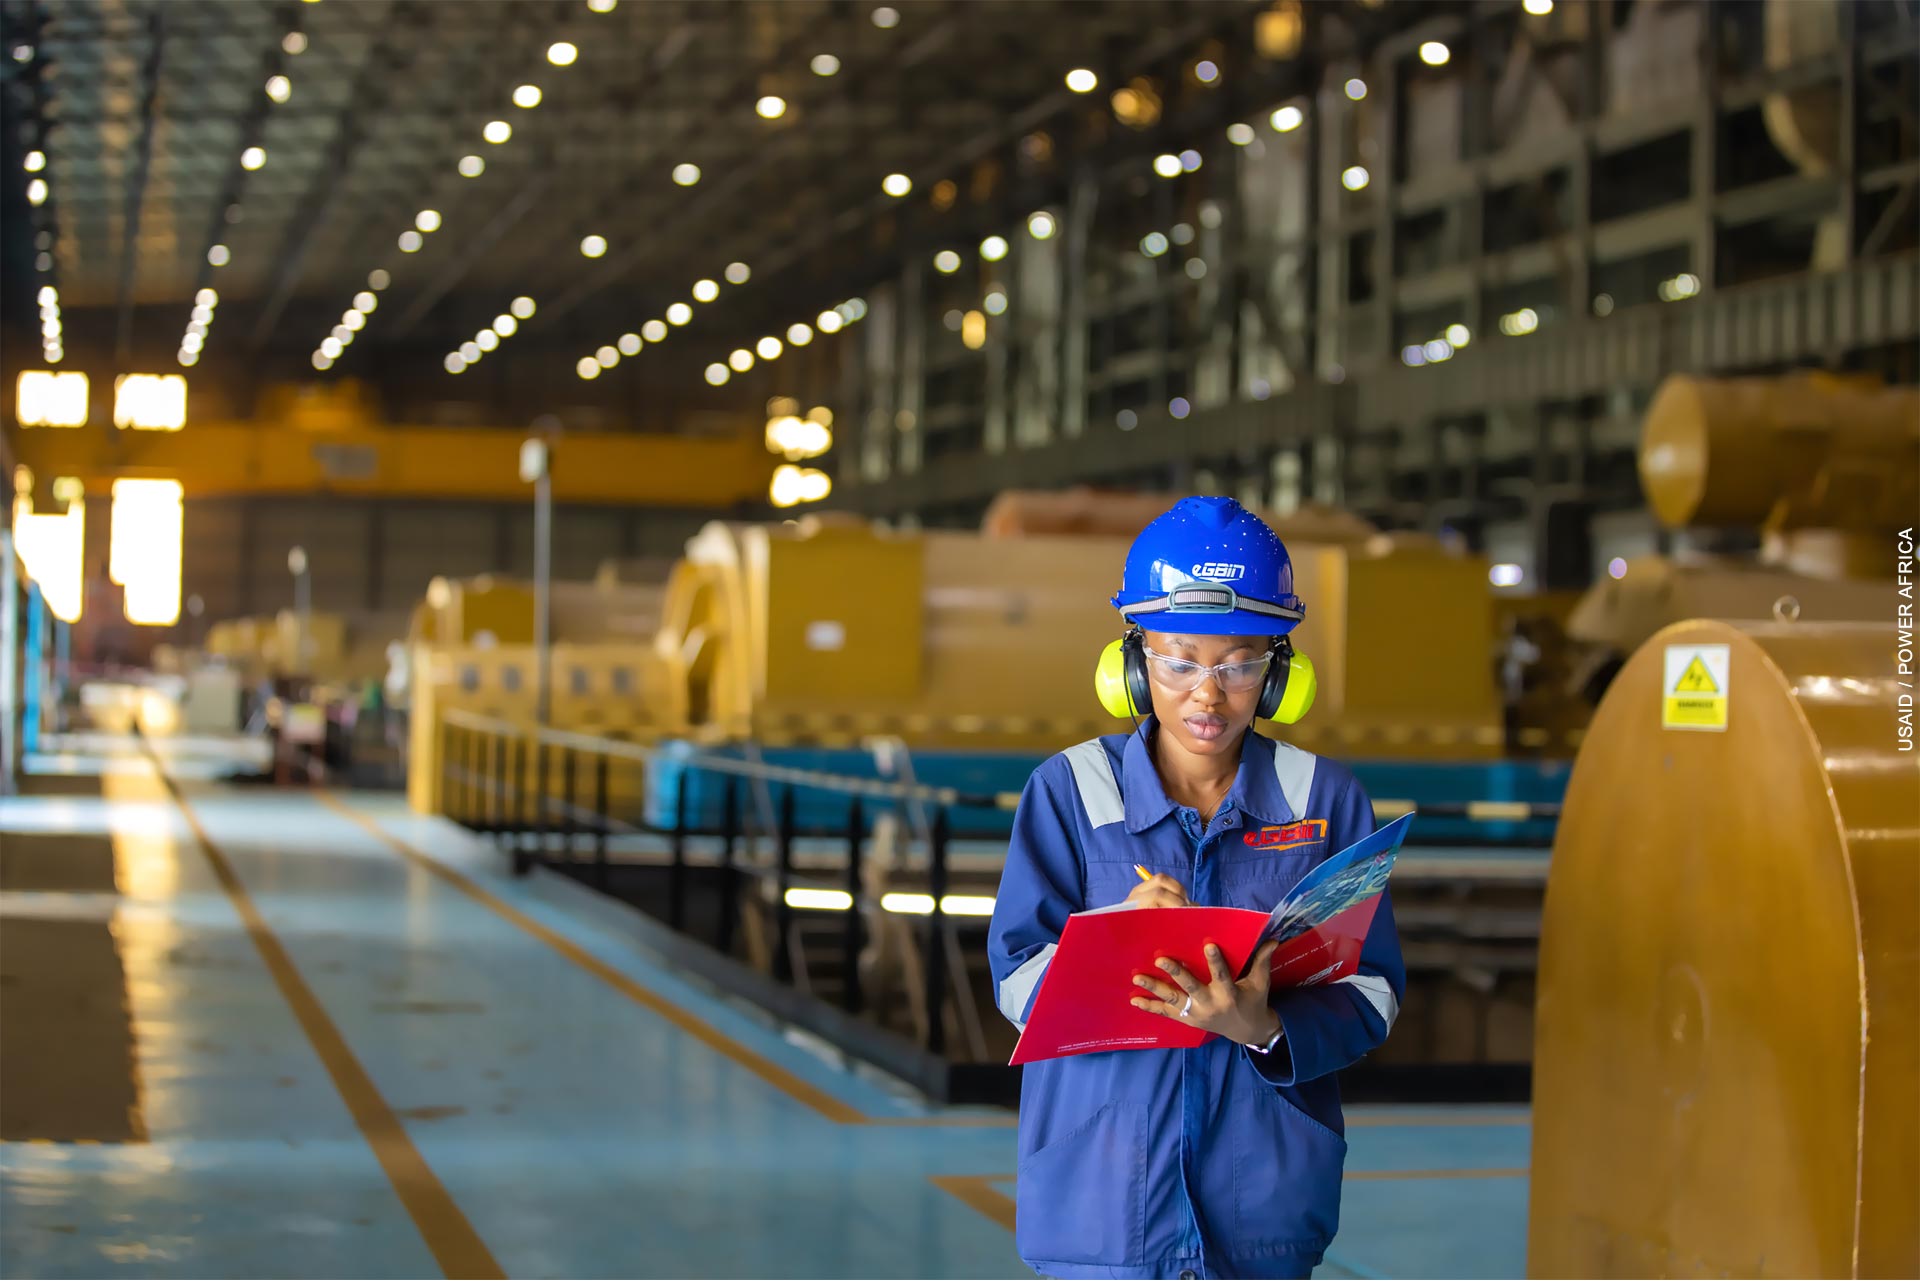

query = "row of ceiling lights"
[[698, 298, 867, 388], [443, 296, 538, 374], [568, 5, 914, 375], [37, 285, 62, 365], [318, 7, 617, 374], [175, 24, 308, 368]]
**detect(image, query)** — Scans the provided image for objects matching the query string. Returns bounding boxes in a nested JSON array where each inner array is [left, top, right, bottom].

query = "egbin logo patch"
[[1191, 562, 1245, 581], [1243, 818, 1326, 851]]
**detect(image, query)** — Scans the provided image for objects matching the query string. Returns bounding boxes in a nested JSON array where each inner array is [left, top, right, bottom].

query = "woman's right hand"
[[1126, 873, 1189, 910]]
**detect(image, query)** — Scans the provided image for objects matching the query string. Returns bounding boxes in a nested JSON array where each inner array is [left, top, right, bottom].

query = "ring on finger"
[[1180, 996, 1193, 1018]]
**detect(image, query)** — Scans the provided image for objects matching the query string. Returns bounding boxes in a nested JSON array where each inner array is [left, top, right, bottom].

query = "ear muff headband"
[[1095, 630, 1318, 724]]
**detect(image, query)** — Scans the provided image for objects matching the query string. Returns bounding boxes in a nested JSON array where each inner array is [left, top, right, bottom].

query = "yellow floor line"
[[156, 772, 503, 1280], [320, 793, 1014, 1130], [929, 1174, 1017, 1232]]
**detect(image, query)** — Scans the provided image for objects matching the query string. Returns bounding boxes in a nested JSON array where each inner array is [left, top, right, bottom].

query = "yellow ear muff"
[[1095, 638, 1139, 718], [1270, 648, 1316, 724]]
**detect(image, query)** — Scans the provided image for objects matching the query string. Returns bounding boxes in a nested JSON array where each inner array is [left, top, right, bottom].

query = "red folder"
[[1008, 897, 1380, 1065]]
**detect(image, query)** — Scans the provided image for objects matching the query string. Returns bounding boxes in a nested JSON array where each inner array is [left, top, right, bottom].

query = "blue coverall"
[[988, 719, 1406, 1279]]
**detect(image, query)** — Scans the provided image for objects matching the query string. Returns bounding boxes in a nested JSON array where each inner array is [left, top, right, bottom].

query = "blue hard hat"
[[1110, 496, 1306, 635]]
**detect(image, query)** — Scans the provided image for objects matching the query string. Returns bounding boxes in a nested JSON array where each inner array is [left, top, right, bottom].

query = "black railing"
[[435, 711, 1008, 1054]]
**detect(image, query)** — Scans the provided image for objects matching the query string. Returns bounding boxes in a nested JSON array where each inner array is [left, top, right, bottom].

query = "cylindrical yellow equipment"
[[1530, 618, 1918, 1277], [1640, 373, 1919, 541]]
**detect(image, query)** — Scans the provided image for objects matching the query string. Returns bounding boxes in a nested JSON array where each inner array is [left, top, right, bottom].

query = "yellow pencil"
[[1134, 864, 1153, 882]]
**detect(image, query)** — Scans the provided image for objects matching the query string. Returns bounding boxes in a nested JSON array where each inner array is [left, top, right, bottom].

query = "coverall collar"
[[1121, 716, 1296, 833]]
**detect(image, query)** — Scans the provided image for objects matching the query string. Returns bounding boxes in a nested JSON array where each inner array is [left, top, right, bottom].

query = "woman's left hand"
[[1130, 940, 1283, 1047]]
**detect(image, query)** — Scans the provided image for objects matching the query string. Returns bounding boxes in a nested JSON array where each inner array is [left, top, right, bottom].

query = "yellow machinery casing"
[[1530, 619, 1917, 1277], [654, 517, 1503, 756]]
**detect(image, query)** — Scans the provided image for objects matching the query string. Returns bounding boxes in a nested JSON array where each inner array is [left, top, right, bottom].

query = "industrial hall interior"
[[1, 0, 1915, 1278]]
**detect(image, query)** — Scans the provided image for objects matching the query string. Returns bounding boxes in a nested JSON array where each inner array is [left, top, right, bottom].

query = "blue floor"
[[1, 737, 1528, 1278]]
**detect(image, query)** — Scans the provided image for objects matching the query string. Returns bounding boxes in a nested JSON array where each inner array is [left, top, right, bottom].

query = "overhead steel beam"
[[112, 7, 165, 364]]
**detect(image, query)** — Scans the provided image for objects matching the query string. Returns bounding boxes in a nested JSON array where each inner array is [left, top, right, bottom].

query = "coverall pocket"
[[1231, 1087, 1348, 1249], [1015, 1100, 1149, 1267]]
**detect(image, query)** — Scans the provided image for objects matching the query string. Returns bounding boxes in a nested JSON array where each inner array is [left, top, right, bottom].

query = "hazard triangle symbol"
[[1674, 654, 1718, 693]]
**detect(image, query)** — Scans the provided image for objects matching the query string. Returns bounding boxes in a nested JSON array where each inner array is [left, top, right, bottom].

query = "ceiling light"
[[617, 332, 641, 355], [312, 352, 333, 371], [354, 291, 376, 312], [673, 162, 700, 186], [1185, 258, 1207, 279], [595, 344, 617, 367], [817, 310, 843, 334], [728, 348, 754, 372], [576, 357, 600, 380], [704, 363, 729, 386], [1180, 149, 1202, 172], [178, 351, 199, 368], [1271, 104, 1304, 132], [1140, 232, 1168, 258], [370, 269, 392, 290], [961, 310, 986, 350], [1420, 41, 1450, 66], [756, 95, 787, 120], [984, 290, 1007, 316], [1170, 397, 1192, 419], [24, 150, 45, 172], [725, 262, 750, 284], [642, 319, 668, 342], [933, 249, 961, 274], [1194, 59, 1220, 83], [692, 279, 719, 303], [588, 0, 617, 10], [398, 230, 423, 252], [415, 209, 441, 232], [460, 341, 481, 361], [666, 303, 693, 326], [444, 353, 467, 374], [1170, 222, 1194, 246], [332, 324, 352, 343], [1065, 68, 1098, 93], [811, 54, 839, 76], [872, 6, 899, 28], [1446, 323, 1470, 347], [513, 84, 542, 108], [484, 120, 511, 144], [1152, 154, 1182, 178], [27, 178, 48, 205], [980, 235, 1008, 262], [510, 295, 535, 318], [181, 332, 205, 353], [1227, 122, 1255, 145], [580, 234, 607, 257], [1027, 211, 1056, 240], [494, 314, 518, 337], [882, 172, 912, 198], [38, 285, 57, 305], [1342, 165, 1370, 190], [1345, 78, 1367, 100], [787, 322, 813, 346], [459, 154, 485, 177], [208, 244, 231, 266], [476, 329, 499, 351], [191, 305, 213, 324], [241, 146, 266, 170], [282, 31, 307, 54], [343, 309, 365, 330], [548, 42, 578, 66], [1524, 0, 1553, 12], [197, 288, 219, 306], [266, 74, 291, 102], [321, 337, 342, 358], [756, 336, 782, 360]]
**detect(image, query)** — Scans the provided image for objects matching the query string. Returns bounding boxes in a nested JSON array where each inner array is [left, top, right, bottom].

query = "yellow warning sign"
[[1663, 644, 1730, 731]]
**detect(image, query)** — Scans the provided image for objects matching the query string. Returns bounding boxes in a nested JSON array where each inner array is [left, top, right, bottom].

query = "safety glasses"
[[1142, 646, 1273, 693]]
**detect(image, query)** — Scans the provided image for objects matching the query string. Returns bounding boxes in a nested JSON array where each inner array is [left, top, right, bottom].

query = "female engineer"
[[987, 495, 1405, 1280]]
